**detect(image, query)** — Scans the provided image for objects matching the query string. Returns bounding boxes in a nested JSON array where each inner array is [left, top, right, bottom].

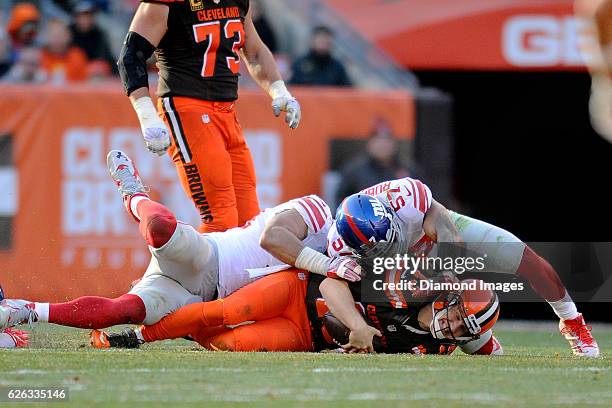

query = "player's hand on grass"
[[327, 257, 362, 282], [272, 96, 301, 129], [342, 324, 381, 354]]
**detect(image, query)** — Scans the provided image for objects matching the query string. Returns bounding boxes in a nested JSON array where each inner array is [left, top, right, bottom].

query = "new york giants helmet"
[[336, 193, 401, 259]]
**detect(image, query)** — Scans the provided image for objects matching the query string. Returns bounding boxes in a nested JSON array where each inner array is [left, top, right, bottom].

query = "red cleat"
[[3, 328, 30, 348], [559, 314, 600, 358]]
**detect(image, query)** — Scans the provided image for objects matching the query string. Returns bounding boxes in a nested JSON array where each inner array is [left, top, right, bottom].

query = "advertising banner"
[[0, 84, 414, 301]]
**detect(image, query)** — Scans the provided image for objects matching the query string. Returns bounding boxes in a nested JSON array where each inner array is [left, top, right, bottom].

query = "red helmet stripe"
[[342, 200, 371, 245]]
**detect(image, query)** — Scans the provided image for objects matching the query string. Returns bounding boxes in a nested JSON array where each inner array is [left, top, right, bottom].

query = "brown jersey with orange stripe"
[[306, 275, 458, 355], [142, 0, 249, 101]]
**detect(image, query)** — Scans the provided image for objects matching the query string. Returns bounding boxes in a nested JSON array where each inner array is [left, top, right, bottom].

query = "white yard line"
[[5, 366, 608, 377], [496, 320, 612, 332]]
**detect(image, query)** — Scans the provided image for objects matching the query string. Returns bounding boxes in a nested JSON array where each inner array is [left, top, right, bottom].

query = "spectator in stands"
[[7, 2, 41, 49], [336, 119, 412, 204], [1, 45, 47, 83], [50, 1, 73, 13], [0, 32, 12, 77], [41, 19, 88, 83], [52, 0, 110, 14], [251, 0, 277, 53], [70, 1, 115, 75], [290, 25, 351, 87]]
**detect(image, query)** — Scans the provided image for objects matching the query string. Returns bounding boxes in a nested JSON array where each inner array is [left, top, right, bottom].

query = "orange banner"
[[326, 0, 598, 71], [0, 84, 414, 302]]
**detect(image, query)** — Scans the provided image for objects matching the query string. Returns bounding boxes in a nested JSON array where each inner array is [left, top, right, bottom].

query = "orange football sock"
[[140, 300, 224, 343]]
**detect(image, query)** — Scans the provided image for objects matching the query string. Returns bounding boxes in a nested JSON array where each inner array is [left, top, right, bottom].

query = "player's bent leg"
[[149, 222, 217, 301], [516, 247, 599, 357], [449, 212, 599, 357], [449, 211, 525, 274], [450, 212, 572, 304], [139, 271, 303, 343], [107, 149, 177, 248], [220, 271, 305, 326], [516, 246, 565, 302], [192, 326, 232, 349], [207, 318, 313, 352], [138, 301, 217, 343], [137, 200, 177, 248], [129, 274, 201, 326]]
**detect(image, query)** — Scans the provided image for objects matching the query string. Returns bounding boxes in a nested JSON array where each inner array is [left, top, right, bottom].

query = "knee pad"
[[141, 210, 177, 248]]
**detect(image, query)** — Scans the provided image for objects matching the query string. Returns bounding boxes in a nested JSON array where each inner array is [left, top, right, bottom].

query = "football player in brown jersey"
[[118, 0, 301, 233], [91, 273, 503, 356]]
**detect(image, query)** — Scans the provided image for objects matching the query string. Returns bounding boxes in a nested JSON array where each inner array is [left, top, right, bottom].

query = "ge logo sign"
[[502, 16, 594, 67]]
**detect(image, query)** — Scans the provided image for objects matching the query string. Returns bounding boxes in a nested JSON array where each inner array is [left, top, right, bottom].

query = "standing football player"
[[119, 0, 301, 232], [328, 178, 600, 358]]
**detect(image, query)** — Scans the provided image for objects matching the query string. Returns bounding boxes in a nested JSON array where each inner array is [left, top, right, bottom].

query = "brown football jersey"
[[142, 0, 249, 101]]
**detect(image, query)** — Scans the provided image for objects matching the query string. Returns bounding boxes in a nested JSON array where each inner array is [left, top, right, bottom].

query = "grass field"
[[0, 322, 610, 407]]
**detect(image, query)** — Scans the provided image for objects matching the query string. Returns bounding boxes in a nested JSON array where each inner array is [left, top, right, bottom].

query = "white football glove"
[[327, 257, 362, 282], [142, 127, 171, 156], [133, 96, 171, 156], [272, 97, 301, 129], [269, 80, 301, 129]]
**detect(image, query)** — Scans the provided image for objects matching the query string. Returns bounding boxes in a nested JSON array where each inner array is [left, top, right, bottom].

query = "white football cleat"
[[0, 299, 37, 330], [559, 314, 600, 358], [489, 336, 503, 356], [106, 150, 148, 201]]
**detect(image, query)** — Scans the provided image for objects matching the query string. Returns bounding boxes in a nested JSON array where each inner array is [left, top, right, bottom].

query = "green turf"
[[0, 323, 610, 407]]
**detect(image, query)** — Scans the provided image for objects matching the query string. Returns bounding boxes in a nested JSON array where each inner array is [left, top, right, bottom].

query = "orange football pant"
[[140, 270, 313, 352], [158, 96, 260, 233]]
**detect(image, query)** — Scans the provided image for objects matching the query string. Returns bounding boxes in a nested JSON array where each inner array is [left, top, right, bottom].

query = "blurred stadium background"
[[1, 0, 611, 322]]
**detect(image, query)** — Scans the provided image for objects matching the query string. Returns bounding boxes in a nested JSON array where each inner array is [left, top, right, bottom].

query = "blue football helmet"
[[336, 193, 401, 259]]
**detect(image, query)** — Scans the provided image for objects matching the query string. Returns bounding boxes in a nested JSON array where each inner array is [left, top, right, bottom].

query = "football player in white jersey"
[[325, 177, 600, 358], [0, 151, 360, 332]]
